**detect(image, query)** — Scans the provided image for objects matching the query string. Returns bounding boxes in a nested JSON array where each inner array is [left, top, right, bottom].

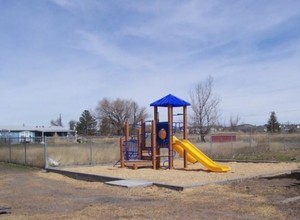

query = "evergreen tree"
[[69, 120, 77, 130], [76, 110, 97, 136], [266, 111, 280, 133]]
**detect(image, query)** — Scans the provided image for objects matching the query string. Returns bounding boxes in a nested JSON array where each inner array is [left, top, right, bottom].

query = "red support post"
[[154, 106, 158, 123], [120, 137, 125, 168], [183, 106, 188, 168], [168, 105, 173, 169], [152, 120, 157, 169], [125, 121, 129, 142], [138, 126, 142, 160], [141, 119, 146, 149]]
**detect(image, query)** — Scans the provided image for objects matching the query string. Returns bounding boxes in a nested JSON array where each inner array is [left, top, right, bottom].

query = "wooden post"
[[141, 119, 145, 147], [138, 126, 142, 160], [120, 137, 125, 168], [153, 107, 159, 169], [183, 106, 188, 168], [125, 121, 129, 142], [152, 120, 157, 169], [154, 106, 158, 123], [168, 105, 173, 169]]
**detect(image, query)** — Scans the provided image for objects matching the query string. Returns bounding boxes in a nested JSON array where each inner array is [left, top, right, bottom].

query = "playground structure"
[[119, 94, 230, 172]]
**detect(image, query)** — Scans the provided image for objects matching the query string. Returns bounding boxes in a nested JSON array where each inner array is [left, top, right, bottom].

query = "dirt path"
[[0, 163, 299, 219]]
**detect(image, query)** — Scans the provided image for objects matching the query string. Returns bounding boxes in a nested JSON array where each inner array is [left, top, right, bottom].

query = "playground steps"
[[141, 156, 152, 160], [141, 149, 152, 160], [124, 160, 153, 170]]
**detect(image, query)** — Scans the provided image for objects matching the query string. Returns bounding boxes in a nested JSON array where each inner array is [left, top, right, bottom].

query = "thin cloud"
[[77, 31, 158, 72], [49, 0, 73, 8], [1, 0, 300, 125]]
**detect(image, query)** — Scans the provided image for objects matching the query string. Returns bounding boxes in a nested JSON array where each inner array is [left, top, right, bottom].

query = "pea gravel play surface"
[[61, 161, 299, 186], [1, 162, 299, 219]]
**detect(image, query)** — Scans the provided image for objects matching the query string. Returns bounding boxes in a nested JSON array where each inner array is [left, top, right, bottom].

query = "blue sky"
[[1, 0, 300, 127]]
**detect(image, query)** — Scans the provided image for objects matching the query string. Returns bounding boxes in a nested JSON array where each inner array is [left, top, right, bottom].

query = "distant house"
[[237, 124, 266, 133], [0, 125, 75, 144]]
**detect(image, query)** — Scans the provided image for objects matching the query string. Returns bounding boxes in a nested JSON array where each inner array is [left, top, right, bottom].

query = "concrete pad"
[[105, 180, 153, 188], [291, 169, 300, 174], [280, 196, 300, 204]]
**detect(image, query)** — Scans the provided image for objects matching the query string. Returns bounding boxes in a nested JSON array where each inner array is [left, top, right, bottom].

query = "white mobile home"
[[0, 125, 75, 144]]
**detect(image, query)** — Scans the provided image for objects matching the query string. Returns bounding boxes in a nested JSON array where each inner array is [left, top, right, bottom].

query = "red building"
[[211, 133, 236, 143]]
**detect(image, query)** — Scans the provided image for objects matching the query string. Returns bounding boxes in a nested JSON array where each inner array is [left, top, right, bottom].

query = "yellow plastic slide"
[[173, 136, 230, 172]]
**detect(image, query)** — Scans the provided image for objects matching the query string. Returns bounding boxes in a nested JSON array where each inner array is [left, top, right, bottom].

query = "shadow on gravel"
[[261, 170, 300, 187]]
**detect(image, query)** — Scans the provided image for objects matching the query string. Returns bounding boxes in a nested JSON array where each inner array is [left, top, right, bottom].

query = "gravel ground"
[[1, 162, 300, 219], [61, 161, 300, 186]]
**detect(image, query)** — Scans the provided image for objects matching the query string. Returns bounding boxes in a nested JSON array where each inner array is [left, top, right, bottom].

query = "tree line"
[[52, 76, 286, 141], [64, 76, 222, 141], [69, 98, 148, 136]]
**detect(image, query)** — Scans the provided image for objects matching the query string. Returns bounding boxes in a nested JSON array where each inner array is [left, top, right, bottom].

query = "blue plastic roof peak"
[[150, 94, 191, 107]]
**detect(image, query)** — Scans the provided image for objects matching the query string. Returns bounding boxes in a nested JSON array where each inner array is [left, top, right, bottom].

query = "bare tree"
[[229, 115, 240, 131], [96, 98, 148, 135], [50, 114, 63, 127], [189, 76, 220, 142], [99, 117, 113, 136]]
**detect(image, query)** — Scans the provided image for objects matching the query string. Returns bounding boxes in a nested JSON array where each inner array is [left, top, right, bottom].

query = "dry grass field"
[[194, 133, 300, 162]]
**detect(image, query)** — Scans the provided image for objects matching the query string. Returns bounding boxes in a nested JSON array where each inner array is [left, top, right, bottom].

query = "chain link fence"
[[0, 136, 120, 168], [1, 132, 300, 168], [0, 137, 45, 167], [188, 132, 300, 162]]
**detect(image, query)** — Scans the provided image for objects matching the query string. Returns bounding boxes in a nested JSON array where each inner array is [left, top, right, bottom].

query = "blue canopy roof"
[[150, 94, 191, 107]]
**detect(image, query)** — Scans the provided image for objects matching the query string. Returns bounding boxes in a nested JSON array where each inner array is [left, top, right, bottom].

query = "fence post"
[[268, 133, 270, 151], [210, 135, 213, 155], [24, 141, 27, 165], [44, 137, 48, 169], [250, 130, 252, 148], [231, 134, 234, 156], [89, 138, 93, 165], [283, 132, 286, 151], [8, 138, 11, 162]]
